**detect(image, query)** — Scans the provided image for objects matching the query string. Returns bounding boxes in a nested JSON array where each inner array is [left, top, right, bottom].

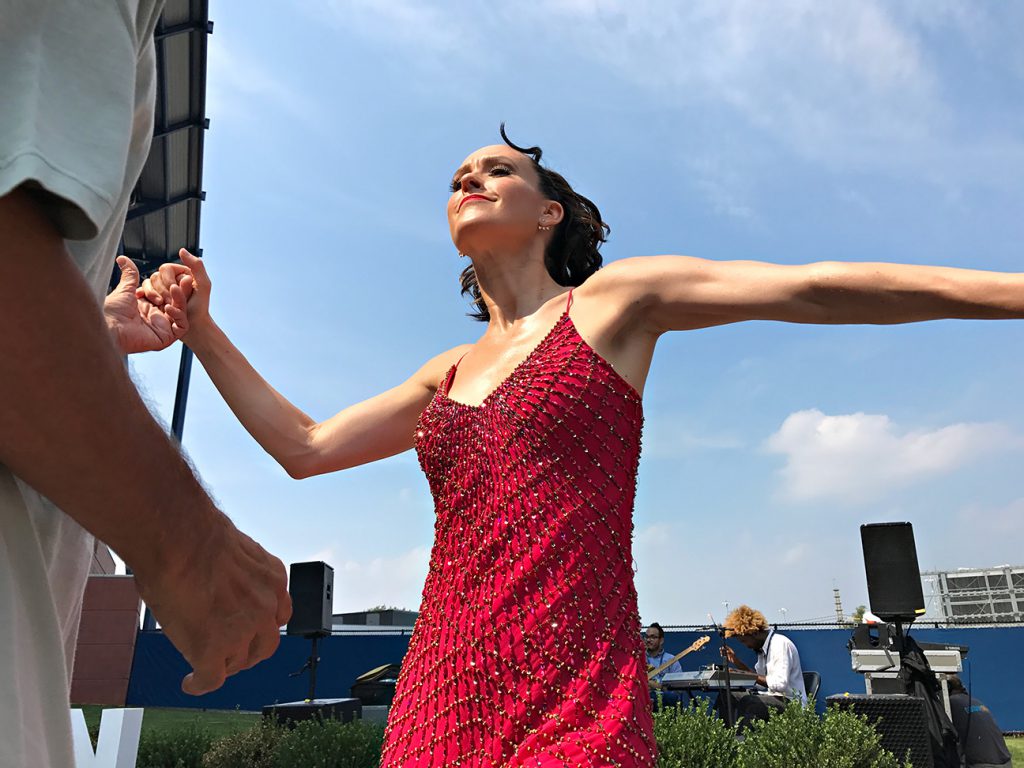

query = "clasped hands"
[[103, 254, 193, 354]]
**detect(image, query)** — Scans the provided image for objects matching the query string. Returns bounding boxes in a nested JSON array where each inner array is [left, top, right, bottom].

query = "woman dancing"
[[142, 127, 1022, 767]]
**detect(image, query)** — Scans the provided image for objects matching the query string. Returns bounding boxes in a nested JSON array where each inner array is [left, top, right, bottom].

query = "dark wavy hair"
[[459, 124, 610, 321]]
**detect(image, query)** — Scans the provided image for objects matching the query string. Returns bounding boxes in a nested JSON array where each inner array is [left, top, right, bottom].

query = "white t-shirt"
[[0, 2, 163, 765], [754, 629, 807, 704]]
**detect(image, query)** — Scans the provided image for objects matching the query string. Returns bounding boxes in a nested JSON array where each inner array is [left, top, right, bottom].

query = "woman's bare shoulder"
[[580, 255, 709, 293], [412, 343, 475, 391]]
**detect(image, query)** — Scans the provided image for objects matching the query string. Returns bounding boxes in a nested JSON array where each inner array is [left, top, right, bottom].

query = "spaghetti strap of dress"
[[566, 287, 574, 313], [442, 353, 469, 395]]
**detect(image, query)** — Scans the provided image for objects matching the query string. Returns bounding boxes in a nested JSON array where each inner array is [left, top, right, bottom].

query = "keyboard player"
[[718, 605, 806, 727]]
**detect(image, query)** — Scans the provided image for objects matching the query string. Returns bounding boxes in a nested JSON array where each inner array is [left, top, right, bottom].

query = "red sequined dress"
[[380, 291, 656, 767]]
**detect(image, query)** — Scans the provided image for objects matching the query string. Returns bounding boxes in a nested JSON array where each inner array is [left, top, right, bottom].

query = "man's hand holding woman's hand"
[[104, 255, 192, 354], [136, 248, 210, 339]]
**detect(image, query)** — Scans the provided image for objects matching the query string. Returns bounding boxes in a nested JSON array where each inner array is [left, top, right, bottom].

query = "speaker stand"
[[288, 634, 324, 701]]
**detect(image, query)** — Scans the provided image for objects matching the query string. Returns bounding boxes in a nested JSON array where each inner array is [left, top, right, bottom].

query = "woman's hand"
[[137, 248, 211, 338]]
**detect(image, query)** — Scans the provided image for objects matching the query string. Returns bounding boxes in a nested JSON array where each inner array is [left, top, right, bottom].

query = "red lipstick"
[[458, 194, 489, 211]]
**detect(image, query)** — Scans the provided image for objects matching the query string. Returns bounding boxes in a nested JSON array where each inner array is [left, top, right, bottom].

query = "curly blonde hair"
[[723, 605, 769, 637]]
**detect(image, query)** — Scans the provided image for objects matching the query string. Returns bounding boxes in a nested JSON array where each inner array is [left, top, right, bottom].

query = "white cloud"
[[536, 0, 942, 166], [206, 36, 318, 125], [632, 522, 852, 623], [687, 157, 756, 222], [292, 1, 1024, 197], [955, 498, 1024, 539], [331, 546, 431, 613], [302, 0, 470, 55], [781, 543, 807, 567], [765, 409, 1020, 504]]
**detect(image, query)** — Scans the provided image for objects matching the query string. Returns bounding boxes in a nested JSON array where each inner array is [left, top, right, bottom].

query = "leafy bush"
[[735, 700, 823, 768], [115, 700, 912, 768], [819, 705, 908, 768], [654, 699, 739, 768], [654, 698, 909, 768], [202, 719, 284, 768], [734, 700, 909, 768], [135, 719, 214, 768], [274, 719, 385, 768]]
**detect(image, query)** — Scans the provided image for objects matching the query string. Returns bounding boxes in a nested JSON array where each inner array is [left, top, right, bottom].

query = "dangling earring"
[[538, 224, 551, 231], [458, 252, 467, 258]]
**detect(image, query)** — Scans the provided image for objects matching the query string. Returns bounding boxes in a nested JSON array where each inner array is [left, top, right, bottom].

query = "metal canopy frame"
[[115, 0, 212, 443]]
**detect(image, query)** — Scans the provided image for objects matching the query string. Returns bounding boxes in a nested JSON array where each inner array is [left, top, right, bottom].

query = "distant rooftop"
[[334, 609, 420, 627]]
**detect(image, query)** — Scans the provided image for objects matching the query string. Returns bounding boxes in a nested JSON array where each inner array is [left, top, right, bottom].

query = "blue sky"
[[128, 1, 1024, 624]]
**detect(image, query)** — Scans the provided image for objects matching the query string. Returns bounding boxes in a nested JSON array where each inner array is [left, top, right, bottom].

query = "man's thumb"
[[114, 256, 140, 292]]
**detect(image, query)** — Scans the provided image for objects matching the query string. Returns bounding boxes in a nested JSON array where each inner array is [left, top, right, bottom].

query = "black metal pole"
[[720, 629, 735, 727], [308, 635, 319, 701], [170, 345, 194, 442]]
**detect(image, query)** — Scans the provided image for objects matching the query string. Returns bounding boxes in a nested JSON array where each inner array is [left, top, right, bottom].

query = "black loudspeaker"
[[827, 694, 933, 766], [860, 522, 926, 622], [286, 561, 333, 637]]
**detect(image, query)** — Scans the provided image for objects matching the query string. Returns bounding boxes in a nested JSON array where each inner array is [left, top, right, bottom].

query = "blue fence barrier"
[[127, 632, 412, 711], [127, 625, 1024, 730]]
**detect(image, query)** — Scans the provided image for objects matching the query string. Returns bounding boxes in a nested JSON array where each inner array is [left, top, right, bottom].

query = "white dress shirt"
[[754, 629, 807, 703]]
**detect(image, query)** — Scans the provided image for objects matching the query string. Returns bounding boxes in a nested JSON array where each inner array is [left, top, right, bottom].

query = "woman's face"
[[447, 144, 558, 254]]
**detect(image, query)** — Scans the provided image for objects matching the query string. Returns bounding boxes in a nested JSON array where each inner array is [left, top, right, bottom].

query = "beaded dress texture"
[[380, 292, 656, 767]]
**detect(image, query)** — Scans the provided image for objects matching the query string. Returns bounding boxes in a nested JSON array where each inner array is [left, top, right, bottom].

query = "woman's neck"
[[471, 247, 566, 330]]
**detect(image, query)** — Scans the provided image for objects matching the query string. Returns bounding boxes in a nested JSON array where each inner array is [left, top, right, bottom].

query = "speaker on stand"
[[263, 562, 362, 726], [860, 522, 926, 626], [853, 523, 962, 768], [286, 561, 333, 700]]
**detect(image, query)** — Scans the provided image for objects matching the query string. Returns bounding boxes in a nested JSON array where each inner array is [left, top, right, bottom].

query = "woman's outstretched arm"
[[591, 256, 1024, 334], [140, 249, 466, 478]]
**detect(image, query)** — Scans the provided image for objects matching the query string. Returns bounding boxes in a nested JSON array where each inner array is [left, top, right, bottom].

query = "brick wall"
[[71, 575, 141, 705]]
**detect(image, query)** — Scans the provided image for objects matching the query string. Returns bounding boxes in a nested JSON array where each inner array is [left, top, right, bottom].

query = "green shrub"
[[652, 699, 910, 768], [109, 700, 917, 768], [201, 719, 284, 768], [735, 700, 823, 768], [135, 719, 214, 768], [87, 720, 100, 749], [732, 700, 910, 768], [654, 698, 739, 768], [274, 718, 385, 768]]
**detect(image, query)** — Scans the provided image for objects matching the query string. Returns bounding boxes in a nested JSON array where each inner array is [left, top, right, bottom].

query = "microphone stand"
[[709, 614, 735, 727]]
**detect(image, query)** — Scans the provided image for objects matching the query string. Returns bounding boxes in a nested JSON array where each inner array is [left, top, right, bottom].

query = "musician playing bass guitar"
[[644, 622, 683, 707]]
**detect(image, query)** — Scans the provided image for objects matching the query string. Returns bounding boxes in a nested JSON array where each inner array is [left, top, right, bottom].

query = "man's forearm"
[[0, 190, 226, 582]]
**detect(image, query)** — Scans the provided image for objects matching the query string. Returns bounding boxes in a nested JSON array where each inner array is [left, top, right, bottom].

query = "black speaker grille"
[[861, 522, 926, 621], [827, 694, 932, 766], [287, 561, 334, 637]]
